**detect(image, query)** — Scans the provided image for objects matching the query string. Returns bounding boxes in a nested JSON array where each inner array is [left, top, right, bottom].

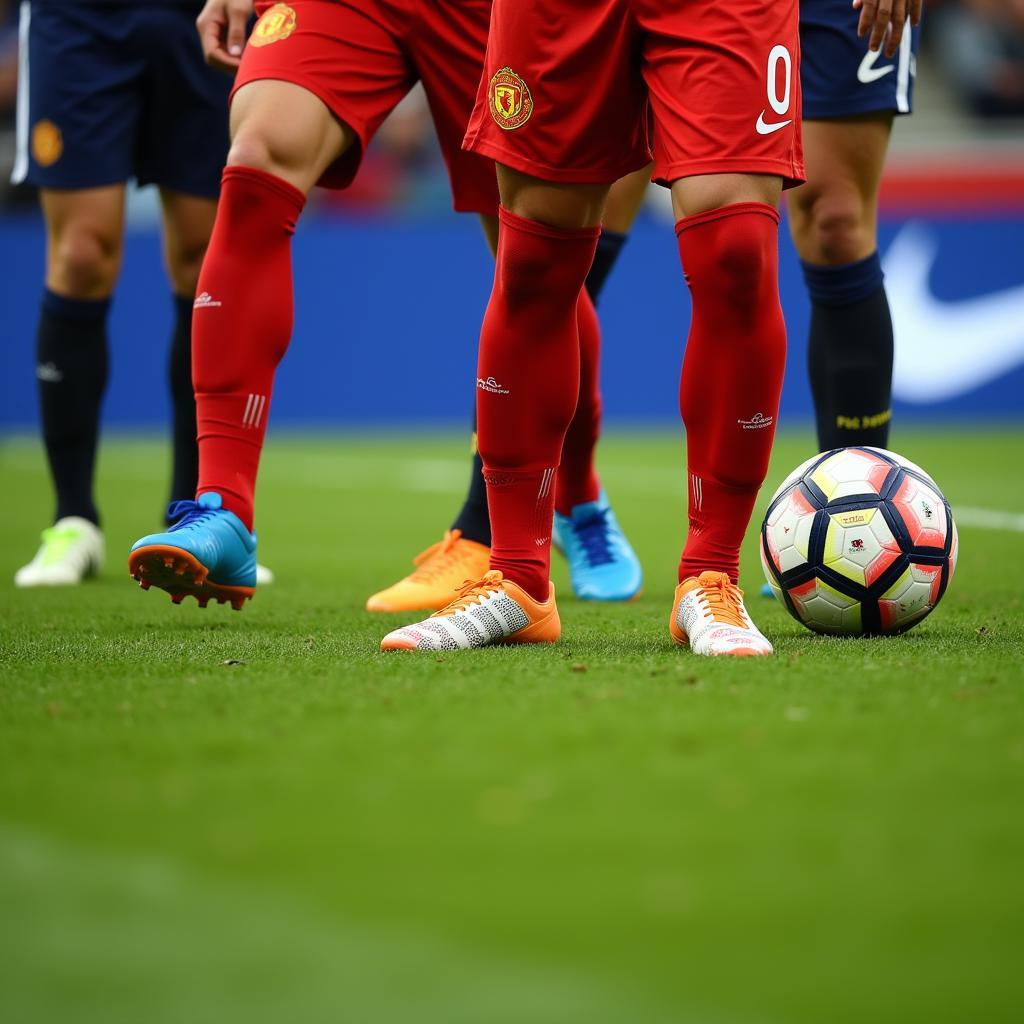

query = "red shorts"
[[235, 0, 499, 214], [463, 0, 805, 189]]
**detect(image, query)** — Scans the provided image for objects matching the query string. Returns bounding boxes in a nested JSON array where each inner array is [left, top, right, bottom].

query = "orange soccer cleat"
[[669, 570, 773, 657], [365, 529, 492, 613], [380, 570, 560, 651]]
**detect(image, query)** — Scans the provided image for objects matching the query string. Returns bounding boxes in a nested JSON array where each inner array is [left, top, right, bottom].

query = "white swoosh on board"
[[884, 223, 1024, 403]]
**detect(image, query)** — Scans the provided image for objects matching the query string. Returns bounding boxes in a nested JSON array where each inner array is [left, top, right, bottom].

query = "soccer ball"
[[760, 447, 958, 636]]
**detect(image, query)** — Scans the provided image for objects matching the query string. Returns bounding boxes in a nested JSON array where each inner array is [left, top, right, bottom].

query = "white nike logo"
[[884, 224, 1024, 402], [756, 112, 792, 135], [858, 48, 895, 84]]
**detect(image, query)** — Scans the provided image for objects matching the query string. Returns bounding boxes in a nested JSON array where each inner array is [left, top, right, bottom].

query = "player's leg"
[[129, 0, 403, 606], [555, 167, 648, 516], [11, 1, 142, 586], [550, 167, 649, 602], [667, 173, 786, 656], [788, 116, 895, 452], [380, 169, 609, 651], [585, 164, 649, 301], [640, 0, 803, 655], [792, 0, 918, 452], [128, 78, 352, 607], [444, 183, 646, 603], [371, 176, 644, 614], [37, 187, 124, 524], [14, 186, 125, 587], [158, 188, 217, 508]]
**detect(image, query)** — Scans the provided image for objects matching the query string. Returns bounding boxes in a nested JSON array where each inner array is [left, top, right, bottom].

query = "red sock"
[[554, 289, 602, 514], [478, 207, 600, 601], [676, 203, 787, 584], [192, 166, 305, 530]]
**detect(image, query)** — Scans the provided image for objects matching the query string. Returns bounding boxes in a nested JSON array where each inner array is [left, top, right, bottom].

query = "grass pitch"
[[2, 428, 1023, 1024]]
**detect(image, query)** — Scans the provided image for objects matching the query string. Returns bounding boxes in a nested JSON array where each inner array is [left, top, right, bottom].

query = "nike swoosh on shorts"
[[755, 112, 792, 135], [858, 49, 895, 84]]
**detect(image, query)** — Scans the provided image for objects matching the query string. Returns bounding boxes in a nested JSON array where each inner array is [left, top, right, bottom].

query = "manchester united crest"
[[250, 3, 297, 47], [32, 120, 63, 167], [488, 67, 533, 130]]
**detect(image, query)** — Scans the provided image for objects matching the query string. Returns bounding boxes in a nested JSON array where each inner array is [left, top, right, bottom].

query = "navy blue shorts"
[[800, 0, 919, 119], [12, 1, 231, 197]]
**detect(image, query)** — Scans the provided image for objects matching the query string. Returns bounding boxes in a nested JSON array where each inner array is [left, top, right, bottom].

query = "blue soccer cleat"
[[128, 492, 257, 610], [553, 491, 642, 602]]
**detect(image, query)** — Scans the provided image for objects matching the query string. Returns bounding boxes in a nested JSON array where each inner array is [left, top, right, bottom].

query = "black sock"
[[803, 252, 894, 452], [450, 419, 491, 547], [36, 290, 110, 526], [448, 230, 630, 546], [168, 293, 198, 512], [584, 229, 628, 307]]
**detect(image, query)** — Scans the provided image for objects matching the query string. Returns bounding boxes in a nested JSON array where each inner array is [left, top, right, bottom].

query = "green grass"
[[2, 429, 1023, 1024]]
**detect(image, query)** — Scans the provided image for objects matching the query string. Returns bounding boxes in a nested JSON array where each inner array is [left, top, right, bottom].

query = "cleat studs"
[[139, 580, 151, 590], [231, 598, 245, 610], [197, 598, 209, 609], [171, 594, 184, 605]]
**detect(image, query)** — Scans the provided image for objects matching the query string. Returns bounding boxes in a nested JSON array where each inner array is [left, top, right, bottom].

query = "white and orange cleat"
[[380, 570, 560, 651], [669, 570, 773, 657], [366, 529, 491, 613]]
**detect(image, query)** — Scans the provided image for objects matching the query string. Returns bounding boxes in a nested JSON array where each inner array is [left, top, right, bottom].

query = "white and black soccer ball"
[[760, 447, 958, 636]]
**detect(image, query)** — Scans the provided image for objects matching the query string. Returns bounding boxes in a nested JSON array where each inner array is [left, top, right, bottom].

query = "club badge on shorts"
[[32, 120, 62, 167], [250, 3, 297, 47], [488, 67, 533, 130]]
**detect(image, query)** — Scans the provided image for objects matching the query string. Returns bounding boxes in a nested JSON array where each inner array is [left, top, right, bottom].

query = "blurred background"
[[0, 0, 1022, 435]]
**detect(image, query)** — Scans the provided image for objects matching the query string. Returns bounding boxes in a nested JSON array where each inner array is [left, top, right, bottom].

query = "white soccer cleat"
[[669, 570, 773, 657], [14, 517, 105, 587], [255, 563, 275, 586], [380, 570, 560, 651]]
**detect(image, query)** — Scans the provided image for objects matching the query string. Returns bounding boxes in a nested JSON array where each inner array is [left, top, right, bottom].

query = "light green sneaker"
[[15, 517, 105, 587]]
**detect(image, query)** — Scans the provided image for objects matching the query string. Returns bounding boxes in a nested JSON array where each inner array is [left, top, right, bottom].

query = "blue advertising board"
[[1, 203, 1021, 431]]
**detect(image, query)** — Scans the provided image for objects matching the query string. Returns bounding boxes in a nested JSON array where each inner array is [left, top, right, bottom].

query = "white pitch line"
[[953, 506, 1024, 533], [292, 459, 1024, 534], [4, 441, 1023, 533]]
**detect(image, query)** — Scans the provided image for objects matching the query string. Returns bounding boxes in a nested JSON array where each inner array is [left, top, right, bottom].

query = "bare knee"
[[165, 240, 208, 298], [48, 224, 121, 299], [497, 164, 608, 231], [226, 81, 354, 193], [792, 190, 875, 265], [227, 128, 275, 174]]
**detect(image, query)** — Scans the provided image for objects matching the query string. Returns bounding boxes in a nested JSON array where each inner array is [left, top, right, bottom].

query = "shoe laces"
[[432, 570, 504, 617], [165, 499, 219, 532], [696, 574, 749, 629], [571, 508, 615, 567], [38, 524, 84, 566], [409, 529, 474, 584]]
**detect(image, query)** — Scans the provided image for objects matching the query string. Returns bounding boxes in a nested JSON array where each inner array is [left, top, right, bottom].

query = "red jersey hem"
[[655, 156, 806, 191], [463, 135, 651, 187]]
